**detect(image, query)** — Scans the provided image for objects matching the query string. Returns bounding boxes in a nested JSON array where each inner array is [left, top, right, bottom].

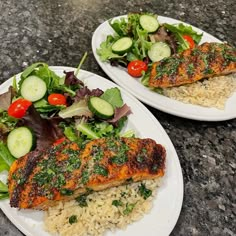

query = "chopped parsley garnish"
[[110, 155, 128, 165], [92, 146, 104, 162], [60, 188, 74, 196], [156, 57, 183, 79], [81, 169, 89, 184], [69, 215, 77, 224], [123, 203, 137, 215], [75, 194, 89, 207], [112, 199, 123, 207], [94, 164, 108, 176], [187, 63, 194, 75], [138, 183, 152, 200], [136, 148, 147, 163]]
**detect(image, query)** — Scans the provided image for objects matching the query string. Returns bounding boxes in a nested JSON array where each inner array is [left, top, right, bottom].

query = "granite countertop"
[[0, 0, 235, 235]]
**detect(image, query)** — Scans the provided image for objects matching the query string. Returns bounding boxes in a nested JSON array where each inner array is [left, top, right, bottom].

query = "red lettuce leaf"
[[108, 104, 132, 125], [64, 71, 84, 86], [0, 86, 16, 110], [20, 106, 64, 150]]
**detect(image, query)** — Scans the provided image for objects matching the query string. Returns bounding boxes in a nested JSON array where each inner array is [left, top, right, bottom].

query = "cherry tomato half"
[[48, 93, 67, 106], [8, 98, 32, 118], [127, 60, 148, 77], [183, 35, 195, 49], [53, 137, 66, 146]]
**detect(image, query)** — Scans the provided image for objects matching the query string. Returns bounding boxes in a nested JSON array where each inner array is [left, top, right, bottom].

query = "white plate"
[[0, 66, 183, 236], [92, 15, 236, 121]]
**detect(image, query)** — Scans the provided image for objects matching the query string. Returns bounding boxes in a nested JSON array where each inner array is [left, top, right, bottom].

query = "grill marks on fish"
[[8, 137, 166, 210], [149, 42, 236, 88]]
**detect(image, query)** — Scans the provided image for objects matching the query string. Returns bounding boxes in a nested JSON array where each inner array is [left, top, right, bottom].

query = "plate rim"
[[91, 15, 236, 121], [0, 66, 183, 236]]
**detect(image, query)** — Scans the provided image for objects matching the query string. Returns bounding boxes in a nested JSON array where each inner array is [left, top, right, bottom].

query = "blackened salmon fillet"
[[149, 42, 236, 88], [8, 137, 166, 210]]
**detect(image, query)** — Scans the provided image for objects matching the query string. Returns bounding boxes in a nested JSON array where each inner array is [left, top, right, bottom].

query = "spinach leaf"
[[101, 87, 123, 108]]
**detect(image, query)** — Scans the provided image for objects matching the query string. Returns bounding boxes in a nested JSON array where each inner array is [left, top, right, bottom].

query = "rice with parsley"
[[44, 179, 161, 236], [163, 74, 236, 109]]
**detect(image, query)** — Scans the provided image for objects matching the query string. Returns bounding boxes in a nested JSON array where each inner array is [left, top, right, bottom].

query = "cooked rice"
[[44, 179, 161, 236], [162, 74, 236, 109]]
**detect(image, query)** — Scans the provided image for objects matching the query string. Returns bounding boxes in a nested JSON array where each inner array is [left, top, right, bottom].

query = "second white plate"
[[92, 15, 236, 121], [0, 67, 183, 236]]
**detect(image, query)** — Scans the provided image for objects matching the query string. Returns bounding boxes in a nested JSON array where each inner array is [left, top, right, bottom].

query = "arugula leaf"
[[0, 141, 15, 167], [0, 110, 17, 133], [34, 99, 65, 114], [109, 17, 128, 36], [0, 161, 9, 172], [63, 126, 78, 142], [0, 180, 8, 193], [135, 26, 152, 59], [58, 99, 92, 119], [0, 192, 9, 200], [101, 87, 123, 108], [21, 62, 46, 79]]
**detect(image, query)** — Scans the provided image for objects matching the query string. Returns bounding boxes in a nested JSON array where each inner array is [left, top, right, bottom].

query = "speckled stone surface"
[[0, 0, 235, 235]]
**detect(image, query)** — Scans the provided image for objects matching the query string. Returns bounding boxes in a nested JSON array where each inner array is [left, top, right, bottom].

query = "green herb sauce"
[[93, 164, 108, 176]]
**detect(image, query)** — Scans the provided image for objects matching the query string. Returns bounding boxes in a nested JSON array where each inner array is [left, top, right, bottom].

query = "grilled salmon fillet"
[[149, 42, 236, 88], [8, 137, 166, 210]]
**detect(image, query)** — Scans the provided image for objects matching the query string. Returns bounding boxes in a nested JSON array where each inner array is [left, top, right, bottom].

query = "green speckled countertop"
[[0, 0, 235, 235]]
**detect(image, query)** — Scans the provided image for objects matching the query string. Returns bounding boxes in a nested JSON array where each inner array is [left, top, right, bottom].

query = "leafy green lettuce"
[[164, 23, 203, 52], [97, 13, 155, 65]]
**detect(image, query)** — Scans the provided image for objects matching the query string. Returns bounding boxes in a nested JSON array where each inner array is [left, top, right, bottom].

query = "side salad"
[[0, 60, 133, 199], [96, 12, 203, 78]]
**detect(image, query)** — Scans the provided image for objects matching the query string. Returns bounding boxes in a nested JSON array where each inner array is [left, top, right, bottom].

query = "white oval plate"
[[92, 15, 236, 121], [0, 67, 183, 236]]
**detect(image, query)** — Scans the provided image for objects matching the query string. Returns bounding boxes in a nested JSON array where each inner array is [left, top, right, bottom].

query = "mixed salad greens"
[[0, 59, 134, 199], [97, 12, 203, 81]]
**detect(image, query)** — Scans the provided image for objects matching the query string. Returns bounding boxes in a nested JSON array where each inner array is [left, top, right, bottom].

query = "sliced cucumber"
[[148, 42, 171, 62], [20, 75, 47, 102], [139, 15, 159, 33], [111, 37, 133, 55], [7, 127, 35, 158], [88, 97, 114, 119]]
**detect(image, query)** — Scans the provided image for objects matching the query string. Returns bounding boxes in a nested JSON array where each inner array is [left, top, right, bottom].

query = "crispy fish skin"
[[149, 42, 236, 88], [8, 137, 166, 210]]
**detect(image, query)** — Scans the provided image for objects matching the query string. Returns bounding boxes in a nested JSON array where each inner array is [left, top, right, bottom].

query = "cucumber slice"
[[111, 37, 133, 55], [139, 15, 159, 33], [7, 127, 35, 158], [88, 97, 114, 119], [148, 42, 171, 62], [20, 75, 47, 102]]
